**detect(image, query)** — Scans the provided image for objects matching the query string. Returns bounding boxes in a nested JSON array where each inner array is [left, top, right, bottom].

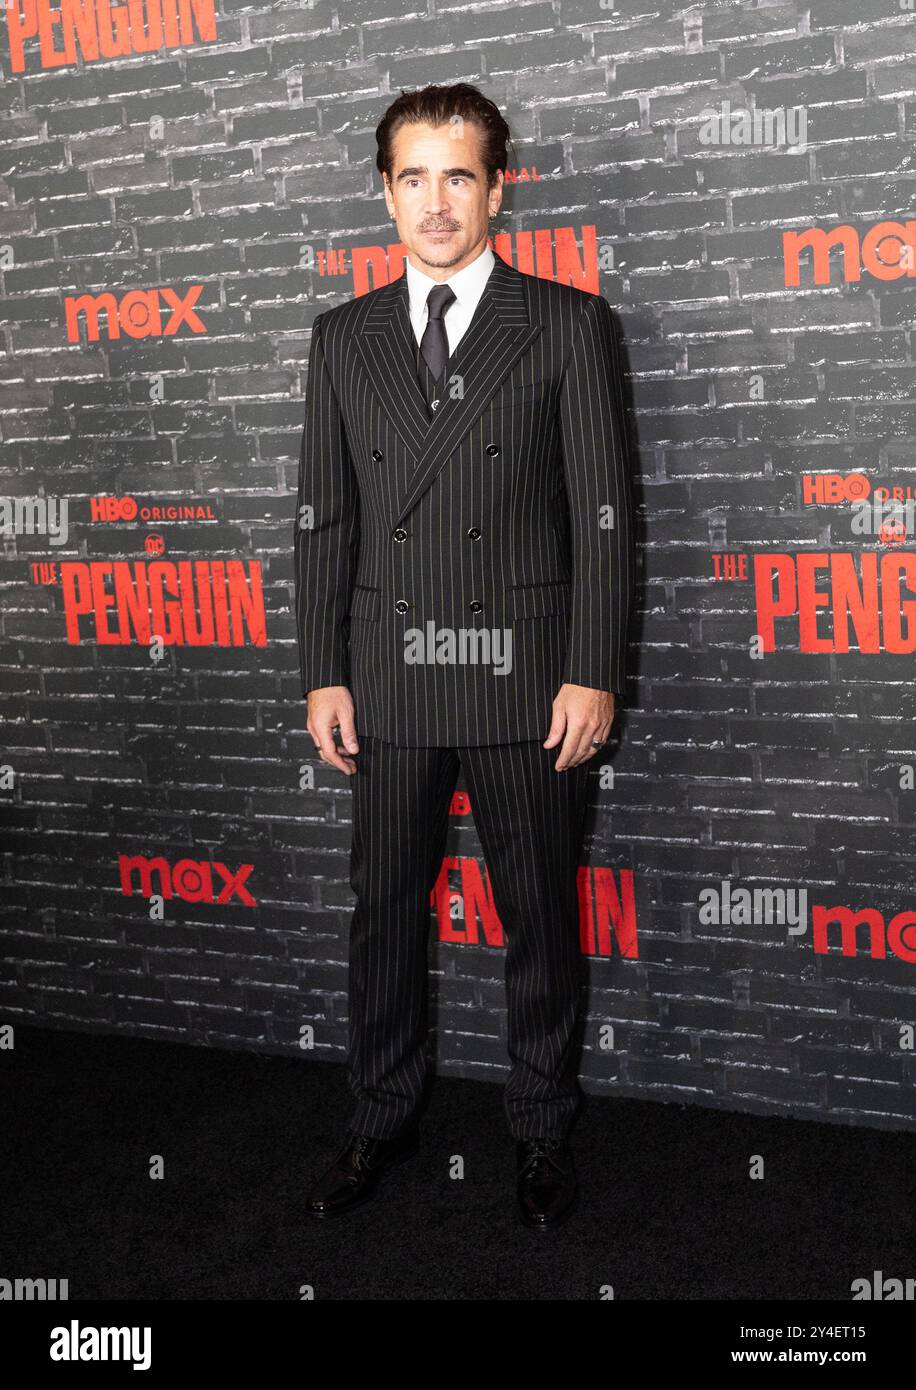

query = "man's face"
[[383, 119, 503, 278]]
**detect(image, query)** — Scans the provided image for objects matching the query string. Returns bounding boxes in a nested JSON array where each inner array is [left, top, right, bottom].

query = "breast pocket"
[[347, 585, 381, 622], [488, 380, 551, 413]]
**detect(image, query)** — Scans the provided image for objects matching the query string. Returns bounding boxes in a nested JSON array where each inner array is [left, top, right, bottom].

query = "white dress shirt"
[[405, 243, 495, 357]]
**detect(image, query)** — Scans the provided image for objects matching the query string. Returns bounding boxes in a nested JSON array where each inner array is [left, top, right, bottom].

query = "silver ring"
[[591, 740, 605, 747]]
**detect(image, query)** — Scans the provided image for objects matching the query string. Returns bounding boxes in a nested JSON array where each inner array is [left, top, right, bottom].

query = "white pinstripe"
[[347, 736, 590, 1140], [294, 251, 635, 745], [294, 251, 634, 1137]]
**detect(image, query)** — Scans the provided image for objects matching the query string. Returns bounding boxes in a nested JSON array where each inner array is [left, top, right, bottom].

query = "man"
[[294, 82, 634, 1229]]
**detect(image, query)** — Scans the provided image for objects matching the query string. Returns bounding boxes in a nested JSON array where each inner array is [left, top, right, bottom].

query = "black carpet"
[[3, 1025, 914, 1300]]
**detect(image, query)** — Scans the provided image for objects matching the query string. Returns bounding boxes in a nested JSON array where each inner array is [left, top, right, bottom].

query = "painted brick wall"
[[2, 0, 916, 1132]]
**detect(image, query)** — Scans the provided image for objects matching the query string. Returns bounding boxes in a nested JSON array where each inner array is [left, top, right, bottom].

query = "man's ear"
[[488, 171, 504, 217]]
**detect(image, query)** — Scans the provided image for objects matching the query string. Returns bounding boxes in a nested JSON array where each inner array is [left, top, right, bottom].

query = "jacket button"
[[485, 443, 499, 456], [395, 599, 409, 614], [467, 527, 481, 540], [393, 528, 408, 542], [372, 449, 383, 461], [469, 599, 483, 613]]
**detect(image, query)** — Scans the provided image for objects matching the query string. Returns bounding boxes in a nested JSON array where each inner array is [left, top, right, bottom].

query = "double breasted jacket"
[[294, 251, 634, 747]]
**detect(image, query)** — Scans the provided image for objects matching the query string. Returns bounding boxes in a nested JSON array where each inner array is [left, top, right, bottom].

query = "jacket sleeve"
[[556, 292, 635, 698], [294, 312, 361, 696]]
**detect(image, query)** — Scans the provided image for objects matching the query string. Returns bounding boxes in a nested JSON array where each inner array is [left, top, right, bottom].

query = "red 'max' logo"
[[812, 905, 916, 963], [64, 286, 205, 342], [119, 855, 255, 905], [784, 221, 916, 286]]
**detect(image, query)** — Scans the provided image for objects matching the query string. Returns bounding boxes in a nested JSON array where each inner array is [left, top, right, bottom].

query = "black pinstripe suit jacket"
[[294, 250, 635, 748]]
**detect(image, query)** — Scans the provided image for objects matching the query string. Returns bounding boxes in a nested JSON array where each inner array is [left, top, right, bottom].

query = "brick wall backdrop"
[[3, 0, 916, 1133]]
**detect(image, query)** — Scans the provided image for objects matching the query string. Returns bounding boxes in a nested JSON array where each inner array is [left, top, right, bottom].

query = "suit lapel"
[[353, 275, 431, 459], [355, 251, 543, 526]]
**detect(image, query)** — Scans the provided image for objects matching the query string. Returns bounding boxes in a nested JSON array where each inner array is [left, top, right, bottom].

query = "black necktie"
[[418, 283, 456, 406]]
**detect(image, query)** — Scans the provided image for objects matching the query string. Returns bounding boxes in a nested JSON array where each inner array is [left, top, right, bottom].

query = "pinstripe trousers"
[[346, 735, 591, 1141]]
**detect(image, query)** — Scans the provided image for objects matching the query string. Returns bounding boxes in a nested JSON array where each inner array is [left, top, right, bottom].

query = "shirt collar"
[[404, 242, 495, 318]]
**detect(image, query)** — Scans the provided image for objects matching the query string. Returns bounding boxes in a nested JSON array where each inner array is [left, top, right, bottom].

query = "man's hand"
[[306, 685, 359, 776], [544, 683, 615, 771]]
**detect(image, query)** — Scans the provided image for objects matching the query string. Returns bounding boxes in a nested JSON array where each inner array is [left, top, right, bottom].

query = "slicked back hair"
[[376, 82, 513, 191]]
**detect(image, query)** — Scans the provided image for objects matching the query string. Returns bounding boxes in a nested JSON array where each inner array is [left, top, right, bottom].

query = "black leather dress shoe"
[[305, 1128, 420, 1219], [516, 1137, 577, 1229]]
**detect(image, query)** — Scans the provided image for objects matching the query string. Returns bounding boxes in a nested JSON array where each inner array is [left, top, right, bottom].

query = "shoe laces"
[[520, 1137, 566, 1176], [347, 1133, 377, 1170]]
